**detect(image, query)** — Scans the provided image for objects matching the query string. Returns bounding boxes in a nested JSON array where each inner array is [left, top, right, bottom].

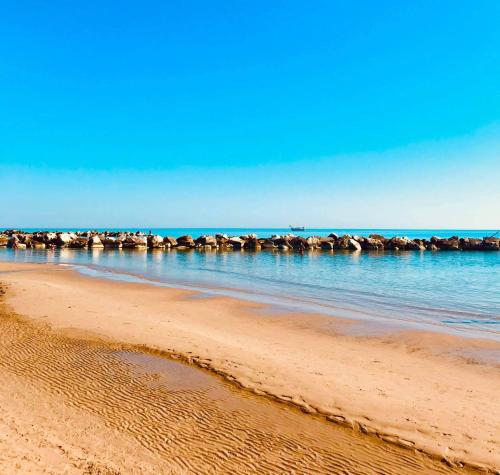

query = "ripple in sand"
[[0, 306, 476, 474]]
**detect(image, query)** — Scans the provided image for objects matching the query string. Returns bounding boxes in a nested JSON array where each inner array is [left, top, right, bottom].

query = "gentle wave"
[[1, 246, 499, 341]]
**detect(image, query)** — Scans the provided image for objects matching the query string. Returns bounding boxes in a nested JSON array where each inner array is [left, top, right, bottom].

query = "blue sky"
[[1, 1, 499, 228]]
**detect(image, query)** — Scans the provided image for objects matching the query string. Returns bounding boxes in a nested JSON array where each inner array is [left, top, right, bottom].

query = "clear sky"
[[1, 1, 499, 228]]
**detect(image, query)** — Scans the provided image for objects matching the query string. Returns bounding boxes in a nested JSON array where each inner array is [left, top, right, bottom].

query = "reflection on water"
[[1, 246, 499, 340]]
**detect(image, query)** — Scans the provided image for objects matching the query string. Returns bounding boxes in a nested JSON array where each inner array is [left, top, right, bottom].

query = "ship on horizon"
[[289, 225, 305, 231]]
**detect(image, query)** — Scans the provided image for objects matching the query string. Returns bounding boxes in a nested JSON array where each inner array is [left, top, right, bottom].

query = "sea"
[[1, 228, 499, 341]]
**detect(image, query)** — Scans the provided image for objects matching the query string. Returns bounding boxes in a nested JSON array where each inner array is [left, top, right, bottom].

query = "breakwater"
[[1, 229, 499, 251]]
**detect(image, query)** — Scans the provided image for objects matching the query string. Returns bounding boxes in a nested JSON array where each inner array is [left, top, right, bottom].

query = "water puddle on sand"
[[0, 308, 477, 475]]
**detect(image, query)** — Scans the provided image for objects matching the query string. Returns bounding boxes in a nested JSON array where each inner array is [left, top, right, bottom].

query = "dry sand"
[[1, 262, 499, 473]]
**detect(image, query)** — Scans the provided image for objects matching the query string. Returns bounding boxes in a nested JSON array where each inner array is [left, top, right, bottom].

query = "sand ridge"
[[0, 300, 476, 474], [1, 262, 499, 472]]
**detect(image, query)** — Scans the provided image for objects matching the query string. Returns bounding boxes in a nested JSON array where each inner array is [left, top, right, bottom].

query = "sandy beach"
[[1, 261, 499, 473]]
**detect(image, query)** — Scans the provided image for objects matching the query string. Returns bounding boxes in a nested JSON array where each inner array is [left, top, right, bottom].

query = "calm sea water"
[[1, 228, 499, 341]]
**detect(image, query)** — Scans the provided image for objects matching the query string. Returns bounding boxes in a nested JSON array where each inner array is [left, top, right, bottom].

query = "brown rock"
[[88, 235, 104, 248], [163, 236, 178, 247], [147, 235, 165, 248]]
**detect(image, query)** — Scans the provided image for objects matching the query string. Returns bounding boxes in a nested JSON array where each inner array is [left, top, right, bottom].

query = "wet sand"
[[0, 306, 477, 474], [1, 262, 499, 472]]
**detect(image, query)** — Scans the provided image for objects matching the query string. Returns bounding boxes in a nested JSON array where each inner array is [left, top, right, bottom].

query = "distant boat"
[[289, 225, 305, 231]]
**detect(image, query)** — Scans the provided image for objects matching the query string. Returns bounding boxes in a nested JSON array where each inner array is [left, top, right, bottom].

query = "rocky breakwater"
[[0, 230, 499, 253]]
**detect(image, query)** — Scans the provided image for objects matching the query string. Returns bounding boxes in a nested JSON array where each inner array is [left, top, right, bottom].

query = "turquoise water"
[[1, 228, 498, 341]]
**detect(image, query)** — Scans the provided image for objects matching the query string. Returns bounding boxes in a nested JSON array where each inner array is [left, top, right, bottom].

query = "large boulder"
[[7, 236, 20, 248], [306, 237, 320, 249], [56, 232, 74, 247], [334, 235, 351, 250], [362, 238, 384, 251], [288, 236, 307, 251], [123, 236, 147, 249], [147, 234, 165, 248], [216, 234, 229, 245], [369, 234, 386, 241], [438, 238, 460, 251], [482, 237, 500, 250], [177, 235, 195, 248], [228, 237, 245, 250], [320, 240, 334, 250], [88, 235, 104, 248], [348, 239, 362, 251], [0, 235, 8, 247], [163, 236, 178, 247], [69, 237, 89, 248], [195, 235, 217, 247], [261, 239, 277, 250], [244, 237, 261, 251], [460, 238, 482, 250], [407, 240, 425, 251], [102, 237, 122, 248]]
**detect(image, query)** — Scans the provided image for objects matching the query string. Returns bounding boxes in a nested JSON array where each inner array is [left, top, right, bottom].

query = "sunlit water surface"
[[1, 228, 498, 342]]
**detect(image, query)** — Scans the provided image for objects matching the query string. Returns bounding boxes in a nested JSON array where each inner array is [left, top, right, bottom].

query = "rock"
[[102, 237, 122, 248], [56, 232, 74, 247], [413, 240, 426, 251], [406, 240, 424, 251], [321, 241, 334, 250], [369, 234, 385, 241], [348, 239, 362, 251], [88, 235, 104, 248], [245, 237, 261, 251], [18, 233, 33, 244], [69, 237, 89, 249], [0, 229, 497, 253], [363, 238, 384, 251], [216, 234, 229, 244], [7, 236, 20, 248], [288, 236, 307, 251], [262, 240, 277, 250], [195, 235, 217, 247], [388, 237, 411, 250], [123, 236, 147, 249], [13, 242, 27, 250], [460, 238, 482, 250], [163, 236, 178, 247], [45, 232, 58, 244], [306, 237, 320, 249], [147, 234, 165, 248], [482, 237, 500, 250], [439, 238, 460, 251], [177, 235, 195, 247], [228, 237, 245, 250], [335, 235, 351, 250]]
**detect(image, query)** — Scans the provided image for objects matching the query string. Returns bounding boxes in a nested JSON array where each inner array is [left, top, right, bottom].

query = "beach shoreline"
[[1, 261, 499, 472]]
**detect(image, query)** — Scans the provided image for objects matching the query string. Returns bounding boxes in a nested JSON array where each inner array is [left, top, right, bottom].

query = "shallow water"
[[1, 234, 498, 341]]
